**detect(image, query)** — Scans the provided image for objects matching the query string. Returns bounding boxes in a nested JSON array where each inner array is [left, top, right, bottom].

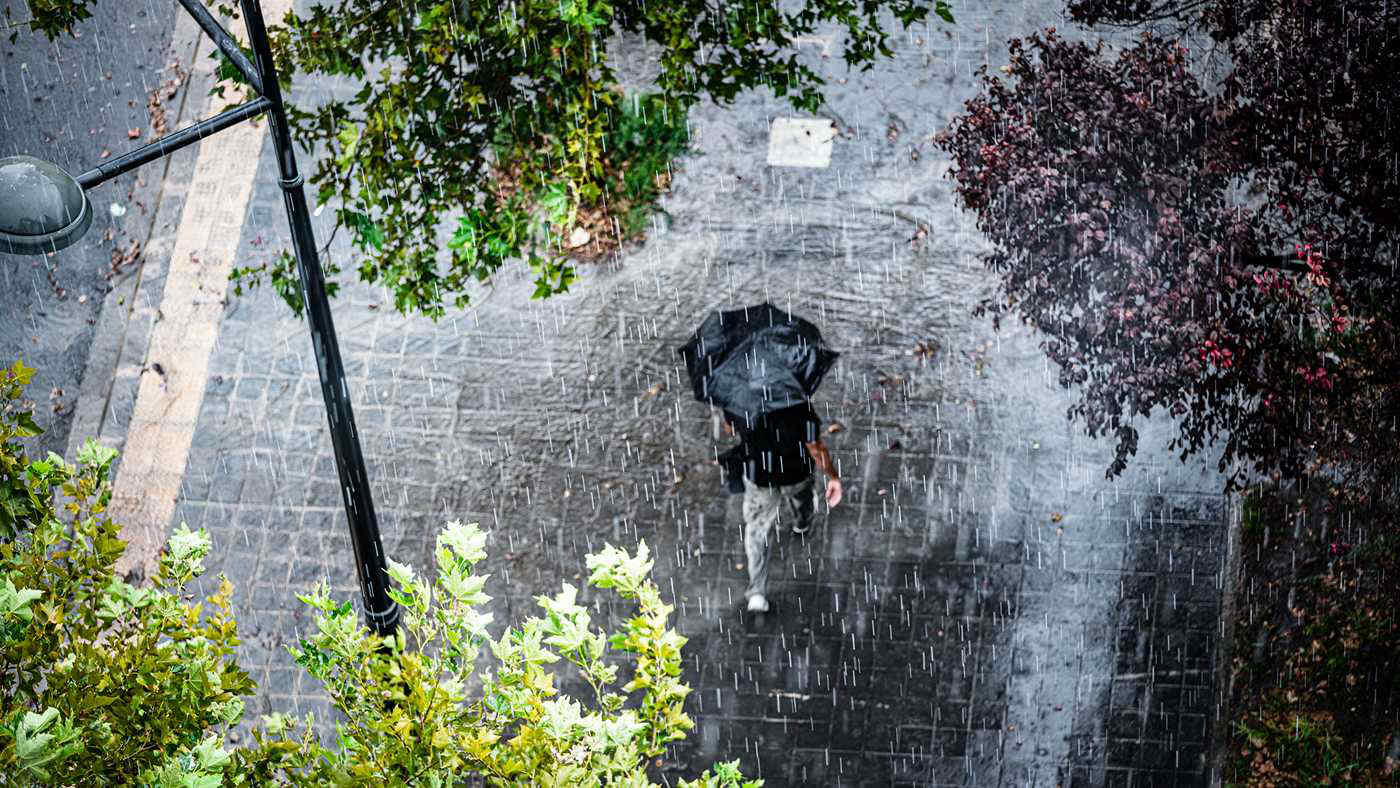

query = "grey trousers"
[[741, 475, 815, 599]]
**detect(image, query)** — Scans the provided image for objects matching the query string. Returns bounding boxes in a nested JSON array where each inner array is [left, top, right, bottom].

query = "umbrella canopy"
[[676, 302, 839, 420]]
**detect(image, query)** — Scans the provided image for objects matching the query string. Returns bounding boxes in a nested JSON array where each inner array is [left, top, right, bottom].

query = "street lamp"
[[0, 0, 398, 636]]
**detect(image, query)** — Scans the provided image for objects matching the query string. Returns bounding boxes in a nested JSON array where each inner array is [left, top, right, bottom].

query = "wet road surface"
[[39, 0, 1232, 784], [2, 0, 191, 460]]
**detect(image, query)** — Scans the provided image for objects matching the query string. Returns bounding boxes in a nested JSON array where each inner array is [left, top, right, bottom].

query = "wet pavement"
[[47, 0, 1231, 784], [1, 0, 189, 461]]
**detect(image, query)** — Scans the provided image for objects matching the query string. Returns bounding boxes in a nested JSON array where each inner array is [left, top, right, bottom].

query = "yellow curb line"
[[109, 0, 292, 581]]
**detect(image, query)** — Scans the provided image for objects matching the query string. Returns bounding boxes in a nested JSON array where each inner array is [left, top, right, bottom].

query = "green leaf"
[[437, 519, 488, 565], [934, 0, 955, 24], [0, 577, 43, 622], [447, 216, 478, 251], [538, 183, 574, 228], [6, 707, 84, 780], [335, 122, 361, 170], [76, 439, 119, 472], [10, 359, 36, 385], [344, 210, 385, 252], [13, 411, 43, 438]]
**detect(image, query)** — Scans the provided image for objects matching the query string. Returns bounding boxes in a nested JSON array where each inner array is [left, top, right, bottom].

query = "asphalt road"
[[1, 0, 182, 459]]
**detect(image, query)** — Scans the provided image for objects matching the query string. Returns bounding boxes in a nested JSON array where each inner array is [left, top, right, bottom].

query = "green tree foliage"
[[11, 0, 952, 317], [0, 359, 254, 785], [223, 0, 952, 319], [936, 1, 1400, 507], [1, 0, 95, 43]]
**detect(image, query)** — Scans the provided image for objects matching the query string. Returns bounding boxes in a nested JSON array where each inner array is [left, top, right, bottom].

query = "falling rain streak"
[[3, 3, 1250, 784]]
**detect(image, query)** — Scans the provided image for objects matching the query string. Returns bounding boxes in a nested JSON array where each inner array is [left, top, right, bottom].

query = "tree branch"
[[1238, 252, 1398, 279]]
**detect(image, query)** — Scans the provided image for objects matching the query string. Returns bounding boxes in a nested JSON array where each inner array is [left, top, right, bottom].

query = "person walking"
[[677, 302, 843, 613], [725, 402, 843, 612]]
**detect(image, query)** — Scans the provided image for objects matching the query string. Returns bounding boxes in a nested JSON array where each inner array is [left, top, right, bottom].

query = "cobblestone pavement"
[[85, 0, 1232, 784]]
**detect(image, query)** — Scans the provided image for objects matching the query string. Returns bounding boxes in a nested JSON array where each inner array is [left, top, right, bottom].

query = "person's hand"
[[824, 478, 843, 508], [722, 421, 735, 437]]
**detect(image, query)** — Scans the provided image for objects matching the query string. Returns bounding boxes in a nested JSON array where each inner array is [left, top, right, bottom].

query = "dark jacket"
[[720, 403, 821, 490]]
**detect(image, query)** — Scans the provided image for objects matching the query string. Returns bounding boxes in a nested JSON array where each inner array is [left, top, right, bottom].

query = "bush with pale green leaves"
[[233, 519, 760, 786], [0, 359, 253, 785], [1, 358, 758, 785]]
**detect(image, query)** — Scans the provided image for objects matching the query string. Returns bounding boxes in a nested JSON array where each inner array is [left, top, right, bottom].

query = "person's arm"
[[804, 438, 843, 507]]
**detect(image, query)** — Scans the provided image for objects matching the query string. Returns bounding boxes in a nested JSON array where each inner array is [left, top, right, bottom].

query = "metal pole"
[[77, 97, 273, 189], [175, 0, 265, 95], [238, 0, 398, 635]]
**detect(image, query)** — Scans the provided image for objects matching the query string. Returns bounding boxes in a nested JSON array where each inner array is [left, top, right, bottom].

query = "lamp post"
[[0, 0, 398, 636]]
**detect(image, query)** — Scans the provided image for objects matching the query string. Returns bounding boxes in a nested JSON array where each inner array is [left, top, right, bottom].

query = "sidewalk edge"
[[63, 11, 206, 471]]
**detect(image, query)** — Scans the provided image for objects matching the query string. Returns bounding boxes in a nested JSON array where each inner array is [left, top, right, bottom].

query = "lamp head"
[[0, 155, 92, 255]]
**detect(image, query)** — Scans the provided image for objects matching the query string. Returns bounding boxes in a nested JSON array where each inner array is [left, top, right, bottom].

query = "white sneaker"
[[746, 594, 769, 613]]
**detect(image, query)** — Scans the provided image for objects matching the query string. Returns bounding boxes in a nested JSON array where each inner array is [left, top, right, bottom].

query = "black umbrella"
[[676, 302, 839, 421]]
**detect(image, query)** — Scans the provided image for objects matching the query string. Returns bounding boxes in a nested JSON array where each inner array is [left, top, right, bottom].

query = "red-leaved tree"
[[935, 2, 1400, 507]]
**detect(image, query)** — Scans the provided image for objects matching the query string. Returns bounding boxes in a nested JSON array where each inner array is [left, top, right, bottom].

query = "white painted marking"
[[766, 117, 837, 169]]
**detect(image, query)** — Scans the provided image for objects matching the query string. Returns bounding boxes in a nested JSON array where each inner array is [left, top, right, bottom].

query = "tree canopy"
[[237, 0, 953, 317], [936, 1, 1400, 507], [12, 0, 952, 317]]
